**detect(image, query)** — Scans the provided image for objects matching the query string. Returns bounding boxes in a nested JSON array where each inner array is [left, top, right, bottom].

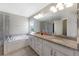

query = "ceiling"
[[0, 3, 49, 17], [0, 3, 77, 21]]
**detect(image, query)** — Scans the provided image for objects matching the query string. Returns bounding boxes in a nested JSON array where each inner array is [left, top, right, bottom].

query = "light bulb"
[[50, 6, 57, 13], [56, 3, 64, 10], [34, 14, 43, 19]]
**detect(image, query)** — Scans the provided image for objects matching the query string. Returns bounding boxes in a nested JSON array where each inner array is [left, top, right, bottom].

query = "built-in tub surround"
[[30, 33, 77, 50]]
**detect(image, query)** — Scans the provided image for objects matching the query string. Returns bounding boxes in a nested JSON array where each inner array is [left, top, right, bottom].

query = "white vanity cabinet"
[[29, 35, 76, 56]]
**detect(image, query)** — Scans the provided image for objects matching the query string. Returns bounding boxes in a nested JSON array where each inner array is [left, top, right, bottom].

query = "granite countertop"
[[30, 33, 77, 49]]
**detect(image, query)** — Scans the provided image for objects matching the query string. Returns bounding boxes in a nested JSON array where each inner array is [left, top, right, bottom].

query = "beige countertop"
[[30, 33, 77, 49]]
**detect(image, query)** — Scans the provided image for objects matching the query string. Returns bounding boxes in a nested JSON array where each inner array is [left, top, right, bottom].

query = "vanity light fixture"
[[64, 3, 73, 8], [56, 3, 64, 10], [34, 13, 43, 19], [50, 6, 57, 13]]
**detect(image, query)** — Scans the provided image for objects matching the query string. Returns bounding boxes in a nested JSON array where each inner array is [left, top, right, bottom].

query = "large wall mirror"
[[30, 18, 68, 36], [29, 3, 77, 40]]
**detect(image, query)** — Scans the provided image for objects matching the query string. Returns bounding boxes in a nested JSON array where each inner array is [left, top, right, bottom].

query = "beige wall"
[[9, 14, 29, 35]]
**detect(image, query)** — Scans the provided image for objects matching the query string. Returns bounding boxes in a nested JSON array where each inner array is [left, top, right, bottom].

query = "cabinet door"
[[42, 40, 52, 56], [35, 38, 43, 55], [29, 36, 34, 49], [30, 36, 34, 47], [42, 45, 52, 56], [33, 37, 37, 52]]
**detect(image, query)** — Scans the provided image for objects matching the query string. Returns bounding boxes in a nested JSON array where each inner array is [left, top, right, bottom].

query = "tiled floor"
[[6, 46, 38, 56]]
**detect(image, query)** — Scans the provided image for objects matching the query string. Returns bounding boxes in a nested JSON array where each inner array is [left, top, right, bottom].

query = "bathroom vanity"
[[28, 33, 78, 56], [28, 3, 79, 56]]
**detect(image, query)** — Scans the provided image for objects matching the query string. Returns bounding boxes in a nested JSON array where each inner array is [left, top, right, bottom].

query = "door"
[[63, 20, 67, 36]]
